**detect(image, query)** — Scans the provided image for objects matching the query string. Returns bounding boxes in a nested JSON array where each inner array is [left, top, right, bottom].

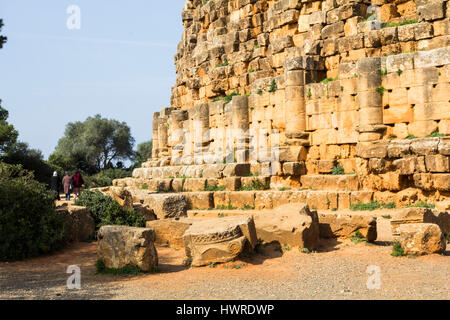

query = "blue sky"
[[0, 0, 185, 158]]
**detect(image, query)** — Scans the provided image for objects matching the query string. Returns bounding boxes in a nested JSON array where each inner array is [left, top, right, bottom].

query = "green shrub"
[[332, 163, 345, 175], [0, 162, 66, 261], [75, 190, 145, 230], [391, 241, 405, 257], [426, 131, 445, 138], [351, 231, 367, 244], [238, 178, 269, 191], [268, 79, 277, 93], [350, 201, 396, 211], [406, 201, 435, 209]]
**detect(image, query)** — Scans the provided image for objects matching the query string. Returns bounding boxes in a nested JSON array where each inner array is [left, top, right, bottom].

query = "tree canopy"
[[51, 115, 135, 173], [134, 140, 152, 168], [0, 100, 18, 155]]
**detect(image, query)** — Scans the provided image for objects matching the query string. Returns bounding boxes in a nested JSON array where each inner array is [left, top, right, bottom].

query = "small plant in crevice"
[[391, 241, 405, 257], [332, 163, 345, 175], [183, 257, 193, 267], [268, 79, 277, 93], [406, 201, 435, 209], [426, 131, 445, 138], [351, 231, 367, 244], [406, 134, 418, 140], [376, 86, 386, 96]]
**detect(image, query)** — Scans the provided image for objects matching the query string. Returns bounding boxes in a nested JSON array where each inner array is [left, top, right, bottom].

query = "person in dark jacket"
[[72, 171, 84, 199], [50, 171, 61, 201]]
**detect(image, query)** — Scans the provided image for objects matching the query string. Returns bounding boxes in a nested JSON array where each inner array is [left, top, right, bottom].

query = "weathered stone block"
[[183, 215, 257, 266], [253, 203, 319, 250], [97, 226, 158, 272], [399, 223, 446, 255], [318, 212, 377, 241]]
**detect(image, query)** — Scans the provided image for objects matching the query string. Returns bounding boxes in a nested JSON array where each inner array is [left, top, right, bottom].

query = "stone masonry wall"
[[141, 0, 449, 198]]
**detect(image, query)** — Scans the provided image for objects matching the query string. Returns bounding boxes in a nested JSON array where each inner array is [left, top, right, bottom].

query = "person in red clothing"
[[72, 170, 84, 199]]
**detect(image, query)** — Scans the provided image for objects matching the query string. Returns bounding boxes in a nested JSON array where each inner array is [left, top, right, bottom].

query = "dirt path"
[[1, 237, 448, 300]]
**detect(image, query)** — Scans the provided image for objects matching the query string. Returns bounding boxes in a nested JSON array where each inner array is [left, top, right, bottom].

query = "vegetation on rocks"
[[350, 201, 396, 211], [75, 190, 145, 231]]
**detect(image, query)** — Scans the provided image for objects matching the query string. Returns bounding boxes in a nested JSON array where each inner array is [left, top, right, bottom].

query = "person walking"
[[72, 170, 84, 199], [62, 172, 72, 201], [50, 171, 61, 201]]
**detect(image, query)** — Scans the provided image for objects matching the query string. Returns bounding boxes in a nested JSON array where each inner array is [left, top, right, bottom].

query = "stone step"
[[132, 163, 251, 180], [300, 174, 360, 191]]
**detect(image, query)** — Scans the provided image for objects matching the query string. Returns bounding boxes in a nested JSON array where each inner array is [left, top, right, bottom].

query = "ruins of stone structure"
[[106, 0, 450, 263], [133, 0, 450, 203]]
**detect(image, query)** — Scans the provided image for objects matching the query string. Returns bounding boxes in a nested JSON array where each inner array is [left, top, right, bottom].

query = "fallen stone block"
[[146, 218, 194, 248], [399, 223, 446, 255], [183, 215, 257, 267], [56, 205, 95, 242], [253, 203, 319, 250], [391, 207, 449, 237], [97, 226, 158, 272], [318, 212, 377, 241], [133, 203, 157, 221], [143, 194, 188, 219]]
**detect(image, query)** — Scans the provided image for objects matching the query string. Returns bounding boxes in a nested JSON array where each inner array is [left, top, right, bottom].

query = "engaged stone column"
[[285, 70, 306, 134], [232, 95, 249, 163], [152, 112, 160, 159], [169, 110, 187, 165], [357, 57, 384, 142], [190, 103, 210, 164]]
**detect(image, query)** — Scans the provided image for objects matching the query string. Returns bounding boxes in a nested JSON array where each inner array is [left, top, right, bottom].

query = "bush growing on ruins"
[[332, 163, 345, 175], [350, 201, 396, 211], [351, 231, 367, 244], [0, 162, 66, 261], [427, 131, 445, 138], [375, 86, 386, 96], [406, 134, 418, 140], [405, 201, 435, 209], [75, 190, 145, 231], [268, 79, 277, 93], [320, 77, 338, 84], [391, 241, 405, 257], [204, 183, 225, 192]]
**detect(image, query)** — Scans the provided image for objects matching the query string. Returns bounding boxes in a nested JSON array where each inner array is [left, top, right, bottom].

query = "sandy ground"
[[0, 210, 448, 300]]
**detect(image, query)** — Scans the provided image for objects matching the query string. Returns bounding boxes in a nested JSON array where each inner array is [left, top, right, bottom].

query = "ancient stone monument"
[[109, 0, 450, 261]]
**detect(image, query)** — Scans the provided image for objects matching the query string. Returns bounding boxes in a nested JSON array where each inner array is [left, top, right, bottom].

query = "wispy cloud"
[[10, 32, 177, 48]]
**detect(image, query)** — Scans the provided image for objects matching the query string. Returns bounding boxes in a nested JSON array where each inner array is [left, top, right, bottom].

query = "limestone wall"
[[148, 0, 449, 170]]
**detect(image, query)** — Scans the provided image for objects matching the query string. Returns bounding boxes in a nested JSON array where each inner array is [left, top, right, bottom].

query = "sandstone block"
[[399, 223, 446, 255], [183, 215, 257, 267], [223, 163, 251, 177], [143, 194, 188, 219], [146, 218, 193, 248], [97, 226, 158, 272], [56, 205, 95, 242], [253, 203, 319, 250], [318, 212, 377, 241]]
